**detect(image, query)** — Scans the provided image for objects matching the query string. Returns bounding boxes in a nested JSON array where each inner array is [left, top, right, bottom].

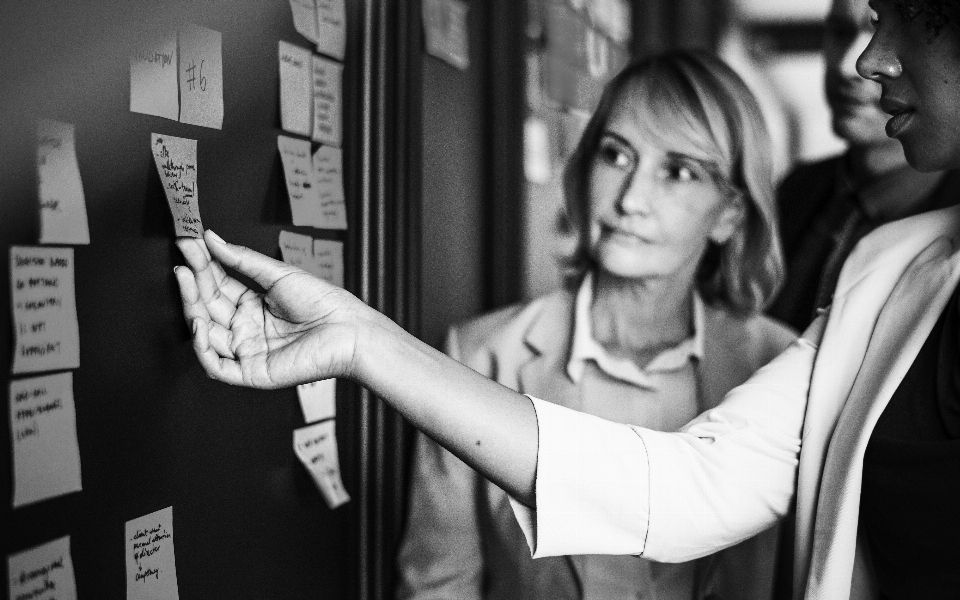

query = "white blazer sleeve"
[[510, 333, 819, 563]]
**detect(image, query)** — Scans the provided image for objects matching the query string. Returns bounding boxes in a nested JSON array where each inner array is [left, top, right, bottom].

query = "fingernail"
[[173, 266, 180, 275], [207, 230, 226, 245]]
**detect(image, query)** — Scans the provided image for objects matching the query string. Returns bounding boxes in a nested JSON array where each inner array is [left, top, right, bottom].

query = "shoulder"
[[705, 305, 798, 366]]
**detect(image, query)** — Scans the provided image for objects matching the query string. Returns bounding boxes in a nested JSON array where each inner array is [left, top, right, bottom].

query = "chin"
[[900, 136, 960, 172]]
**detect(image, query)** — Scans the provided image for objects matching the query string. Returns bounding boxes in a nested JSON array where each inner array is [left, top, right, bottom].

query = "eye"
[[661, 160, 702, 183], [596, 138, 634, 170]]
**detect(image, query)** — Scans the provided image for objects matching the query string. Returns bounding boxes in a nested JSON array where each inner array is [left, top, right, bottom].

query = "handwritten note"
[[7, 537, 77, 600], [37, 119, 90, 245], [311, 55, 343, 147], [178, 23, 223, 129], [312, 145, 347, 229], [423, 0, 470, 70], [130, 28, 179, 120], [11, 247, 80, 374], [313, 239, 344, 287], [10, 373, 82, 508], [289, 0, 320, 43], [279, 42, 313, 137], [278, 230, 315, 272], [297, 379, 336, 423], [294, 420, 350, 508], [125, 507, 180, 600], [316, 0, 347, 60], [278, 135, 324, 227], [151, 134, 203, 238]]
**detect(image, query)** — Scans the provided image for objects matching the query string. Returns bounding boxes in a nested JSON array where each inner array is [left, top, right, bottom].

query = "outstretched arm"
[[174, 231, 539, 506]]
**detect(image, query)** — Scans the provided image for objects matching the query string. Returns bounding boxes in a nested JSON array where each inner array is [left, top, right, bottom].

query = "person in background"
[[768, 0, 960, 331], [395, 52, 795, 600]]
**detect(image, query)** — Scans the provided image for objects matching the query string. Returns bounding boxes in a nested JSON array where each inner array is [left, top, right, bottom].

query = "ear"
[[709, 195, 745, 245]]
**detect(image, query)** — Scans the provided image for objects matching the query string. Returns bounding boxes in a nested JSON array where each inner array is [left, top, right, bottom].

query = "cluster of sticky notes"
[[151, 134, 204, 238], [278, 42, 344, 148], [294, 420, 350, 509], [278, 231, 344, 287], [37, 120, 90, 245], [288, 0, 346, 60], [130, 23, 224, 129], [8, 536, 78, 600], [277, 136, 347, 230]]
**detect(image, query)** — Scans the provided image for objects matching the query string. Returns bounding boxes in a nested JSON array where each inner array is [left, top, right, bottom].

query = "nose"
[[856, 29, 902, 81], [617, 170, 655, 215]]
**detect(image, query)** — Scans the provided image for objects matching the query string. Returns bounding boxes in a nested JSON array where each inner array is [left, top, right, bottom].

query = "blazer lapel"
[[804, 240, 960, 600]]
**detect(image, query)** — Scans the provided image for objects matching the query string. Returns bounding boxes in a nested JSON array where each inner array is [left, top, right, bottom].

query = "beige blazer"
[[396, 289, 796, 600]]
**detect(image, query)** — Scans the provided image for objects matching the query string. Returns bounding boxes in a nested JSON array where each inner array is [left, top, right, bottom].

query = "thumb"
[[204, 230, 299, 292]]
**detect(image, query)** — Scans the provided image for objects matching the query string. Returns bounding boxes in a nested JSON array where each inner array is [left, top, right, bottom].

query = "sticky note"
[[289, 0, 320, 44], [126, 507, 180, 600], [297, 379, 336, 423], [151, 134, 203, 238], [313, 240, 344, 287], [130, 28, 179, 120], [312, 145, 347, 229], [423, 0, 470, 70], [278, 230, 315, 271], [311, 55, 343, 147], [11, 247, 80, 374], [316, 0, 347, 60], [294, 420, 350, 508], [7, 536, 77, 600], [279, 42, 313, 137], [37, 120, 90, 245], [278, 135, 324, 227], [10, 373, 82, 508], [178, 23, 223, 129]]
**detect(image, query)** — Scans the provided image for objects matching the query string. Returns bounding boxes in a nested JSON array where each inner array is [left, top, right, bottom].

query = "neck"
[[848, 140, 909, 182], [589, 270, 693, 360]]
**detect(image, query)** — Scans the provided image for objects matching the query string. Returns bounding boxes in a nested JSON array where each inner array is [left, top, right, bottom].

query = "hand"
[[174, 230, 371, 389]]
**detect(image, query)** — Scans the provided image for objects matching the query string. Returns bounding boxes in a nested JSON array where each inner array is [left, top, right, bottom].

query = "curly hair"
[[894, 0, 960, 38]]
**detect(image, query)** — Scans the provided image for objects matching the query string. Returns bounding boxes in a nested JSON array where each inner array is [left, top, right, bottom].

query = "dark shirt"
[[859, 283, 960, 599]]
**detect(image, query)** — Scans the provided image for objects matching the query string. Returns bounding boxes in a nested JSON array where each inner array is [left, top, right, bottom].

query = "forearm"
[[352, 313, 538, 506]]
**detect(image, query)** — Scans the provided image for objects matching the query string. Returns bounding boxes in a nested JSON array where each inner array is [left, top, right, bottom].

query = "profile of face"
[[857, 0, 960, 171], [824, 0, 891, 146], [587, 97, 742, 284]]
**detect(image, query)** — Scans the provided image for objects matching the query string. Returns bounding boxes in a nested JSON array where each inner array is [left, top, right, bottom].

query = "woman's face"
[[857, 0, 960, 171], [587, 100, 742, 285]]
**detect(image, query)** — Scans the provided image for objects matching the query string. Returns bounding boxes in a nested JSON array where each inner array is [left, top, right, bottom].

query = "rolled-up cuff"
[[508, 396, 650, 558]]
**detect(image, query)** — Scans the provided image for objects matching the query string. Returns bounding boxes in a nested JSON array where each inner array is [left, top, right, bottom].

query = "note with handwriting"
[[11, 247, 80, 374], [7, 536, 77, 600], [297, 379, 336, 423], [289, 0, 320, 43], [313, 240, 344, 287], [294, 420, 350, 508], [37, 120, 90, 245], [130, 28, 179, 120], [312, 145, 347, 229], [152, 134, 203, 238], [316, 0, 347, 60], [10, 373, 82, 508], [278, 135, 324, 227], [178, 23, 223, 129], [311, 55, 343, 147], [279, 42, 313, 137], [278, 230, 314, 270], [126, 507, 180, 600]]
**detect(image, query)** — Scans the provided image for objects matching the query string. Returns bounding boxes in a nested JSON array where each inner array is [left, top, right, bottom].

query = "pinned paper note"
[[130, 28, 179, 120], [10, 373, 82, 508], [279, 42, 313, 137], [297, 379, 336, 423], [294, 420, 350, 508], [313, 240, 344, 287], [423, 0, 470, 70], [311, 55, 343, 147], [290, 0, 320, 43], [126, 507, 180, 600], [7, 536, 77, 600], [312, 145, 347, 229], [11, 247, 80, 374], [278, 135, 324, 227], [279, 230, 315, 270], [37, 119, 90, 245], [178, 23, 223, 129], [152, 133, 203, 237], [316, 0, 347, 60]]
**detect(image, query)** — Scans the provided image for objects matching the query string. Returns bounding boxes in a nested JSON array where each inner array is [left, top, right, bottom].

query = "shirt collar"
[[566, 272, 704, 388]]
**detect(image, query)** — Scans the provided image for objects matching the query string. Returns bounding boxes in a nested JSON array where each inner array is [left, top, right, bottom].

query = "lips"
[[602, 223, 648, 244], [879, 98, 916, 138]]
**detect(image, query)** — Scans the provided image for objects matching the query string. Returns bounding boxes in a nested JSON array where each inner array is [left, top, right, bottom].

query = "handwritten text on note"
[[178, 23, 223, 129], [294, 420, 350, 508], [125, 507, 180, 600], [11, 247, 80, 374], [279, 41, 313, 137], [10, 373, 82, 508], [7, 536, 77, 600], [37, 119, 90, 245], [130, 28, 179, 120], [313, 239, 344, 287], [278, 135, 325, 227], [316, 0, 347, 60], [152, 133, 203, 238], [312, 145, 347, 229], [311, 55, 343, 147]]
